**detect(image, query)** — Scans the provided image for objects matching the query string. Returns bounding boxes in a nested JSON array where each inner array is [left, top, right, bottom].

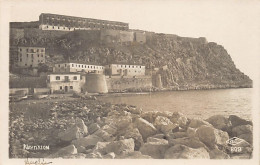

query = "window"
[[58, 65, 60, 67], [132, 66, 134, 68], [37, 49, 39, 52], [73, 76, 77, 80], [82, 65, 83, 68], [20, 59, 22, 62], [53, 26, 54, 29], [60, 86, 62, 90], [70, 86, 73, 89], [27, 54, 28, 57], [41, 49, 44, 52], [88, 66, 89, 68], [20, 48, 22, 51], [26, 49, 28, 52], [140, 66, 142, 68], [25, 64, 27, 66], [56, 76, 60, 80], [72, 64, 74, 67], [31, 54, 33, 58], [38, 54, 39, 57], [65, 64, 66, 67], [41, 55, 43, 57]]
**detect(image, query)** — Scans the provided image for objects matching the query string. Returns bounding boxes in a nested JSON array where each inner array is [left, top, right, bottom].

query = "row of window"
[[19, 58, 43, 63], [19, 48, 45, 52], [45, 21, 127, 27], [117, 69, 142, 73], [44, 16, 127, 26], [110, 65, 143, 69], [55, 76, 78, 80], [57, 64, 104, 69], [45, 25, 126, 30], [21, 54, 44, 58], [59, 86, 73, 90]]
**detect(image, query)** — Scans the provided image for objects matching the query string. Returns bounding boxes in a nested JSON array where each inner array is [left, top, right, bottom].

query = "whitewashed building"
[[53, 62, 105, 74], [105, 64, 145, 77], [47, 73, 85, 93]]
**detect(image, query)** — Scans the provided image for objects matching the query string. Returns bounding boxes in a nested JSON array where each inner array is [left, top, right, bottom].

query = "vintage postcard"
[[1, 0, 260, 165]]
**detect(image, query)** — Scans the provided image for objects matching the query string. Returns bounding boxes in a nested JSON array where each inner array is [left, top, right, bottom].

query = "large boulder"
[[189, 119, 211, 128], [139, 139, 170, 159], [100, 138, 135, 155], [232, 125, 252, 137], [58, 119, 88, 142], [124, 127, 144, 150], [75, 118, 88, 136], [196, 125, 229, 149], [209, 148, 230, 159], [49, 145, 77, 158], [164, 144, 210, 159], [58, 126, 83, 142], [134, 118, 157, 141], [115, 115, 133, 131], [206, 115, 231, 131], [168, 137, 208, 149], [93, 142, 110, 155], [229, 115, 252, 128], [72, 134, 103, 149], [88, 123, 100, 134], [170, 112, 188, 128], [231, 125, 253, 144], [154, 116, 178, 134], [141, 111, 158, 123]]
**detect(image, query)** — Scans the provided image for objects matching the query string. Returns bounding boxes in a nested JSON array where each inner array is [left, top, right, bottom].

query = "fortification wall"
[[24, 28, 70, 39], [100, 29, 134, 43], [106, 77, 152, 92], [84, 74, 108, 93], [9, 75, 47, 88]]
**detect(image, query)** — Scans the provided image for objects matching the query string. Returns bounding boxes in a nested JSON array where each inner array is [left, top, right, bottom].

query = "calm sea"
[[99, 88, 252, 120]]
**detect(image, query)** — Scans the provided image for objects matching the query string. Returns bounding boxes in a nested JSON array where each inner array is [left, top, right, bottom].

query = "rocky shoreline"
[[9, 99, 253, 159]]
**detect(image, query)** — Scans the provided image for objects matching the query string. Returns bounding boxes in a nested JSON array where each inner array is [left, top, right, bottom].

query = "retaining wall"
[[106, 76, 152, 92]]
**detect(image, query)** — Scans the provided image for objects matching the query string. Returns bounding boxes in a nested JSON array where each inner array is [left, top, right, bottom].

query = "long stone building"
[[39, 13, 129, 31], [53, 62, 105, 74], [105, 63, 146, 77]]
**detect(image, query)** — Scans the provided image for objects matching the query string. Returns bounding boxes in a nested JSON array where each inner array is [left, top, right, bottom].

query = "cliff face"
[[10, 29, 252, 89]]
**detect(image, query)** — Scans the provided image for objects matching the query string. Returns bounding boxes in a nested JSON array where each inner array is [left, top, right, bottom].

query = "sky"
[[5, 0, 260, 80]]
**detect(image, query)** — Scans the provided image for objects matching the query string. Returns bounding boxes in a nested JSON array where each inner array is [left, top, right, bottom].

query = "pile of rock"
[[48, 103, 253, 159]]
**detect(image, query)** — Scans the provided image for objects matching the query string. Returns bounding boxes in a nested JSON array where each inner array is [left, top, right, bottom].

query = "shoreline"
[[9, 98, 253, 159]]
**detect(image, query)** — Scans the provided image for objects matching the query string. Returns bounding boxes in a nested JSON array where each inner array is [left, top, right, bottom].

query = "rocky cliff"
[[10, 29, 252, 89]]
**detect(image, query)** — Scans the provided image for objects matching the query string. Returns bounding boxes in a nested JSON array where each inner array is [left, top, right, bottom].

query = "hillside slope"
[[10, 29, 252, 89]]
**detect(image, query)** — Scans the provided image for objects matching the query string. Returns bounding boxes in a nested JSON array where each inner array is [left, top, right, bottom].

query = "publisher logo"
[[226, 137, 245, 154], [226, 137, 245, 146]]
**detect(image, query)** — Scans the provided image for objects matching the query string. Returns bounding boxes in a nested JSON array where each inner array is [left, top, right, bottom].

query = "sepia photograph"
[[1, 0, 260, 164]]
